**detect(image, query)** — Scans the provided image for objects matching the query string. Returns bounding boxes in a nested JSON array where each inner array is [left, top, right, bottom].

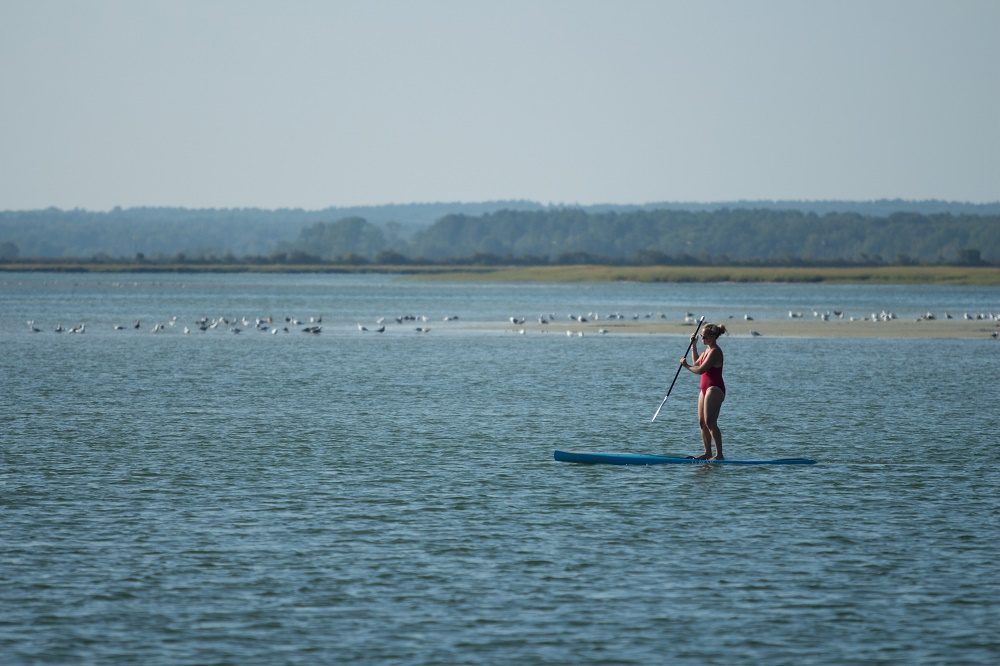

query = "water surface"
[[2, 273, 998, 664]]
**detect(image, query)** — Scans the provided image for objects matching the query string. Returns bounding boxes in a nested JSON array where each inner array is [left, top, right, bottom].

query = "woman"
[[681, 323, 727, 460]]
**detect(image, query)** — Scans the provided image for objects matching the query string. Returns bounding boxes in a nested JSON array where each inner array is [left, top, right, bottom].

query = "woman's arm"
[[682, 347, 720, 374]]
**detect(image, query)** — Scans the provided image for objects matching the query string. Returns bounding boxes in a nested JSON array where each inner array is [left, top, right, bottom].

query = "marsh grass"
[[2, 262, 998, 284], [405, 265, 1000, 285]]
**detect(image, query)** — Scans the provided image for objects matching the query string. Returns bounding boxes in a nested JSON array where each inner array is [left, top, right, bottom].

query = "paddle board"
[[554, 450, 817, 465]]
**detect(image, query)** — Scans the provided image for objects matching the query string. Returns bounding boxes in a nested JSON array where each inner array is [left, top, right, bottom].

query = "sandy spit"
[[470, 317, 1000, 339]]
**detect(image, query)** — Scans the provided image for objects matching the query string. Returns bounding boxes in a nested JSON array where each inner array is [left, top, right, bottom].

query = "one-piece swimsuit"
[[698, 350, 725, 395]]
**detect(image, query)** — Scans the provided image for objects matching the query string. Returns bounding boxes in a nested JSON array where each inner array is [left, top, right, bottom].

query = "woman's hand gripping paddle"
[[651, 316, 705, 422]]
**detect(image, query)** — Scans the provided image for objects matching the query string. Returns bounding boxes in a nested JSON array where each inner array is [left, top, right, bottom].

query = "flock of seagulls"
[[509, 311, 673, 336], [356, 314, 457, 334], [20, 307, 1000, 339], [507, 310, 721, 336], [21, 313, 455, 336], [25, 315, 326, 335], [786, 308, 1000, 323], [505, 308, 1000, 339], [28, 320, 86, 334]]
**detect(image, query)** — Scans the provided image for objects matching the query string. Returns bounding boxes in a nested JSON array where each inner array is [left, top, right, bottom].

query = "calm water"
[[2, 273, 998, 664]]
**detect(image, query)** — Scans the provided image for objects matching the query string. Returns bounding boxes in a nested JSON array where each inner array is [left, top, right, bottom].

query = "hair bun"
[[705, 323, 727, 336]]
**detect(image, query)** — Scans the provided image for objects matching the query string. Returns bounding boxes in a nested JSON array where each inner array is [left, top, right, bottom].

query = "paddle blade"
[[651, 394, 669, 421]]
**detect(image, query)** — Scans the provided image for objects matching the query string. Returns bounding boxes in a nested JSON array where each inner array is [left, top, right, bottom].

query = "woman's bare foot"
[[694, 454, 711, 460], [709, 455, 725, 461]]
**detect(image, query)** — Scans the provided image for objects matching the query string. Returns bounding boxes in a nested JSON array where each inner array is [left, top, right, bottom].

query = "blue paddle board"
[[554, 450, 817, 465]]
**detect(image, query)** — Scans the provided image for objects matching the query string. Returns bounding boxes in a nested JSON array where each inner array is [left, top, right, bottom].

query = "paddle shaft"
[[651, 316, 705, 422]]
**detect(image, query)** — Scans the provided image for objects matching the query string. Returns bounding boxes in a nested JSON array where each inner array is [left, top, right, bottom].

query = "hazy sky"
[[1, 0, 998, 210]]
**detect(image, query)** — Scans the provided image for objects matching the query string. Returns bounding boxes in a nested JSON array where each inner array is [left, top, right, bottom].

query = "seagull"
[[375, 325, 385, 333], [749, 330, 762, 337], [357, 324, 368, 332]]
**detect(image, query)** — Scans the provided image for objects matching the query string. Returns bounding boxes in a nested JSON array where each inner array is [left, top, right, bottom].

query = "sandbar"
[[477, 317, 999, 339]]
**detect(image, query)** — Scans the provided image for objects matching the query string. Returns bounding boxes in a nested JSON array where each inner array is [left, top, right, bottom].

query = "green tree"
[[294, 217, 387, 260], [0, 241, 19, 258]]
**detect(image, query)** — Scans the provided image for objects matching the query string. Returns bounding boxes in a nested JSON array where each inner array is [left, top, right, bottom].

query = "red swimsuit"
[[697, 350, 726, 395]]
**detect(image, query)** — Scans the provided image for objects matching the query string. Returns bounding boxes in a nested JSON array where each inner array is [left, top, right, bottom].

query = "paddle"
[[651, 316, 705, 422]]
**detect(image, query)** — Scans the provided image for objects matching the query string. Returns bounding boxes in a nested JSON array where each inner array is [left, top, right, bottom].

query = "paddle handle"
[[651, 316, 705, 422]]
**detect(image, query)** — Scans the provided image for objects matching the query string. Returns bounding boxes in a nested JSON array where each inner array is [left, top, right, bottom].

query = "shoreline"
[[1, 263, 999, 285], [406, 265, 1000, 285]]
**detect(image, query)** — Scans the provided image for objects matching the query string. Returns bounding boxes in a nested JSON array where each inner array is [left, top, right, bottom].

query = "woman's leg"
[[702, 387, 725, 459], [696, 392, 713, 459]]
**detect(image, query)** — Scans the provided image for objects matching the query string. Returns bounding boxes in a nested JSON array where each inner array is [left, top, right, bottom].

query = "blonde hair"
[[703, 323, 727, 337]]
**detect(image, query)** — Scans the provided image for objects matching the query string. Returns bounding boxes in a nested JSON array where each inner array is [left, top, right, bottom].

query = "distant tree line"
[[0, 202, 542, 258], [2, 201, 999, 266], [272, 209, 999, 267]]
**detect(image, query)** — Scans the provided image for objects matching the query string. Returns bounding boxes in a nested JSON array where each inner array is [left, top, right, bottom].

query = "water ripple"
[[2, 276, 998, 664]]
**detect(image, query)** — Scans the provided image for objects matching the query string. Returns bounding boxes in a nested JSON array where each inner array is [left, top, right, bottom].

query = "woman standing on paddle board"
[[681, 323, 727, 460]]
